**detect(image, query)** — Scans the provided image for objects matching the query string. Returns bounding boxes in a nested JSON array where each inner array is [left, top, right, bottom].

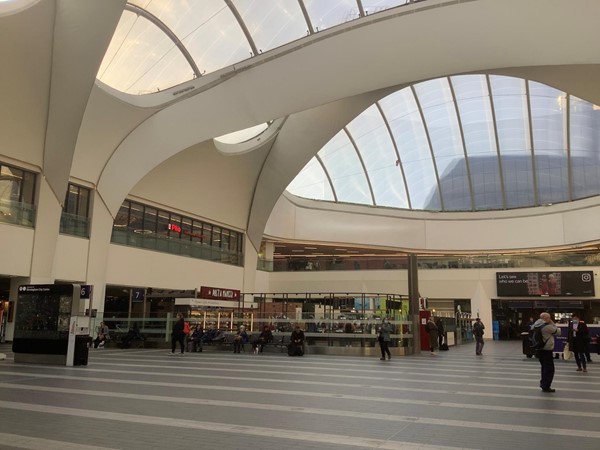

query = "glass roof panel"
[[100, 1, 423, 94], [214, 123, 269, 144], [304, 0, 360, 31], [529, 81, 569, 205], [319, 131, 372, 204], [281, 74, 600, 213], [347, 105, 409, 208], [232, 0, 306, 53], [490, 76, 534, 208], [152, 0, 249, 75], [416, 78, 470, 211], [380, 89, 440, 210], [98, 10, 193, 94], [362, 0, 411, 15], [570, 96, 600, 200], [451, 75, 503, 210], [287, 158, 335, 201]]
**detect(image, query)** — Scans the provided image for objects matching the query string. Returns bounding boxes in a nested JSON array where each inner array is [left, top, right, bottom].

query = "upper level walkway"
[[0, 340, 598, 449]]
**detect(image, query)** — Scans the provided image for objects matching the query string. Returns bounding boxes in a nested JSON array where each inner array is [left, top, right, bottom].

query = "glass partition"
[[100, 292, 413, 350]]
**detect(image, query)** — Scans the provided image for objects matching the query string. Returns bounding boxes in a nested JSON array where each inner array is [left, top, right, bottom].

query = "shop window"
[[0, 163, 36, 227], [110, 200, 244, 266]]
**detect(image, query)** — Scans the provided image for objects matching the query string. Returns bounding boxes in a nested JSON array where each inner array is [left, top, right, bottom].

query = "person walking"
[[425, 317, 439, 355], [378, 318, 392, 360], [435, 317, 445, 349], [169, 313, 185, 355], [473, 318, 485, 355], [533, 312, 561, 392], [569, 313, 589, 373]]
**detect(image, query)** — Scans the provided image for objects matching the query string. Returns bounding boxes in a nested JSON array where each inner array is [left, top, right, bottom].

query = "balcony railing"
[[111, 228, 243, 266], [0, 200, 35, 227], [258, 251, 600, 272], [60, 212, 90, 238]]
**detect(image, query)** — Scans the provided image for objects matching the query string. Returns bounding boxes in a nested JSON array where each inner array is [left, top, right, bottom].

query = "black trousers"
[[171, 334, 185, 353], [538, 349, 555, 389], [380, 341, 391, 358]]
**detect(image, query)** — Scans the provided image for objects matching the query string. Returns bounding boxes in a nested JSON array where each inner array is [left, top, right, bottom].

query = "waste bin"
[[521, 331, 534, 358], [74, 335, 90, 366]]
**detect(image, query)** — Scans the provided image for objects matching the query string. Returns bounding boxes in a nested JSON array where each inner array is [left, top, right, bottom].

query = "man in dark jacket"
[[568, 313, 589, 372], [435, 317, 445, 349], [473, 318, 485, 356]]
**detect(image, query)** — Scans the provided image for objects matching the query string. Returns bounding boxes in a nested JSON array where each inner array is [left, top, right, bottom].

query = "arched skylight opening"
[[287, 75, 600, 212]]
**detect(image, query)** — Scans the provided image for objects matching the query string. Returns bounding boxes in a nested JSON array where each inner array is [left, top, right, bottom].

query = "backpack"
[[183, 321, 190, 335], [531, 324, 547, 350]]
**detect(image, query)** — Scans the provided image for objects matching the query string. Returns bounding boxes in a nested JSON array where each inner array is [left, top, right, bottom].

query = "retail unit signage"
[[199, 286, 240, 301], [496, 271, 595, 297]]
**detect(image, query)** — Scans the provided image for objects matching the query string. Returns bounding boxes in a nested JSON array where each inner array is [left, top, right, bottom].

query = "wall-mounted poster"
[[496, 271, 595, 297]]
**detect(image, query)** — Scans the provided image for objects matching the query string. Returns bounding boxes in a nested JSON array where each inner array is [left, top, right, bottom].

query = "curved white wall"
[[265, 194, 600, 252]]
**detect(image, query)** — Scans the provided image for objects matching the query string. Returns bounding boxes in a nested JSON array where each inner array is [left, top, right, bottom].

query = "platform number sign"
[[80, 285, 92, 299], [132, 288, 145, 303]]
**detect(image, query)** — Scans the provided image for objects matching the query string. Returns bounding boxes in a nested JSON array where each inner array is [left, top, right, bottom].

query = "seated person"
[[121, 322, 144, 348], [288, 324, 305, 357], [188, 324, 204, 352], [253, 325, 273, 353], [233, 325, 249, 353], [93, 321, 110, 348], [211, 329, 226, 343], [201, 326, 218, 343]]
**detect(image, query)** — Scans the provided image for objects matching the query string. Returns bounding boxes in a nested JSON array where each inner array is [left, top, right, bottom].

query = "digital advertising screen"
[[496, 271, 595, 297]]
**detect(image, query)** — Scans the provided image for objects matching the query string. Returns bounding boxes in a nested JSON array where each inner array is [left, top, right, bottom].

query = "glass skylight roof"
[[98, 0, 413, 95], [287, 75, 600, 212]]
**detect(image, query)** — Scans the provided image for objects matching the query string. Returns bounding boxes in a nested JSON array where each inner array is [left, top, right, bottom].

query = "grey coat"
[[533, 318, 561, 351], [379, 322, 392, 342]]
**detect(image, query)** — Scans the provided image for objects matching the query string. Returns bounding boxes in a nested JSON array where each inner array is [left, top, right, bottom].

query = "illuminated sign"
[[168, 223, 181, 233], [199, 286, 241, 301]]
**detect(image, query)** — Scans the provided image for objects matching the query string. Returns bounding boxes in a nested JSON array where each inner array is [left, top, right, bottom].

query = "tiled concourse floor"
[[0, 340, 598, 450]]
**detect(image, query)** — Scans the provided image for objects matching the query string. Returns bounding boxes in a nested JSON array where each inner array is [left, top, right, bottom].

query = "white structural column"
[[29, 178, 62, 284], [83, 199, 117, 318], [242, 236, 259, 304]]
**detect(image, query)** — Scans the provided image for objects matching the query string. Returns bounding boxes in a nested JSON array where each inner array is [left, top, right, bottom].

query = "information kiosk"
[[12, 284, 90, 366]]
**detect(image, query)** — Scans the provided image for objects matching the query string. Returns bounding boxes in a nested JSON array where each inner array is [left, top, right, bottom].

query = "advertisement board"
[[496, 271, 594, 297]]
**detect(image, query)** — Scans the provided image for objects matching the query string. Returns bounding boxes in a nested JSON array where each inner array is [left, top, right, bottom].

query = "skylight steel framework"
[[100, 2, 600, 213], [99, 0, 416, 94], [287, 75, 600, 212]]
